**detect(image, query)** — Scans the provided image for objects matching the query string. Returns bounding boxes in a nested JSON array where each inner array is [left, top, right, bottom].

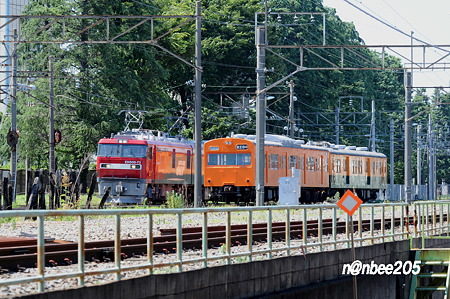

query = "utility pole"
[[428, 114, 433, 200], [389, 116, 394, 200], [404, 71, 412, 204], [9, 29, 17, 202], [370, 100, 376, 151], [335, 107, 339, 145], [289, 80, 295, 138], [255, 26, 266, 206], [431, 132, 438, 200], [49, 57, 56, 174], [434, 133, 437, 200], [194, 0, 202, 208], [417, 124, 421, 189]]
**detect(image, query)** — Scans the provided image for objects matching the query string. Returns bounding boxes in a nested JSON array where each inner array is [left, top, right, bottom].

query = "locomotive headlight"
[[118, 139, 128, 143], [130, 164, 141, 169], [100, 163, 110, 168]]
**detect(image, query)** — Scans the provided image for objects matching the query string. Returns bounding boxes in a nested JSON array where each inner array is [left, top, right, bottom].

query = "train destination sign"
[[337, 189, 363, 216], [236, 144, 248, 150]]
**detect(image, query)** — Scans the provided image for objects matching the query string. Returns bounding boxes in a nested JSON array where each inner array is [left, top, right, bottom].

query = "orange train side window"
[[172, 149, 176, 168], [270, 154, 278, 170], [289, 155, 297, 169], [187, 150, 191, 169]]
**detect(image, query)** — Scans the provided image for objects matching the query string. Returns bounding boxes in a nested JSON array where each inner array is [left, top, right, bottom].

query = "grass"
[[219, 243, 226, 254], [165, 190, 186, 209], [0, 216, 17, 228], [13, 191, 103, 209], [5, 190, 447, 225]]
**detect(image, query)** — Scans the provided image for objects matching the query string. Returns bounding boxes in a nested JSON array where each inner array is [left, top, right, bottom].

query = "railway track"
[[0, 214, 443, 272]]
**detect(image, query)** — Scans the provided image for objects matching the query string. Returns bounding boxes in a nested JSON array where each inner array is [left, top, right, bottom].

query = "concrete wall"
[[19, 237, 450, 299]]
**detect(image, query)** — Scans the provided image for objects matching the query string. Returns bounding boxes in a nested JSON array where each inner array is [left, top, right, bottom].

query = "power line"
[[343, 0, 450, 54]]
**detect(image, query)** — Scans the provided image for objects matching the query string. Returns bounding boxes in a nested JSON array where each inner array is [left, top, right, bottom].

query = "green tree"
[[6, 0, 174, 170], [1, 0, 407, 180]]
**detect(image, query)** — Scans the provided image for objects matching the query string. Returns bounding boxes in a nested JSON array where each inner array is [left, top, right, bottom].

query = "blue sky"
[[322, 0, 450, 93]]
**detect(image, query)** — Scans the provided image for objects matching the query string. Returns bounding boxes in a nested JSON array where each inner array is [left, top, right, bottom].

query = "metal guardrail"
[[0, 200, 450, 293]]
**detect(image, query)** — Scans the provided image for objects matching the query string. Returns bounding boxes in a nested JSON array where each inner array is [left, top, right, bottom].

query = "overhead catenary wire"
[[343, 0, 450, 55]]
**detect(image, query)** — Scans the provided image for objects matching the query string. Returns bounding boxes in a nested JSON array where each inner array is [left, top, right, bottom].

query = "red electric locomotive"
[[97, 129, 197, 203]]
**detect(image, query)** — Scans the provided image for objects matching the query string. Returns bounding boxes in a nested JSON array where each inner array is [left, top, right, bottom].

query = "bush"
[[165, 190, 185, 209]]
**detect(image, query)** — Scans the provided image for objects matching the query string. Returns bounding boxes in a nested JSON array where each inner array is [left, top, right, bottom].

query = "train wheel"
[[302, 191, 310, 203], [211, 196, 219, 205], [320, 191, 327, 201], [313, 191, 319, 202]]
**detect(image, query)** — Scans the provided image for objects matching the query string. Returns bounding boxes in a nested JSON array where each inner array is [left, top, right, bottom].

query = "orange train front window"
[[207, 153, 251, 166]]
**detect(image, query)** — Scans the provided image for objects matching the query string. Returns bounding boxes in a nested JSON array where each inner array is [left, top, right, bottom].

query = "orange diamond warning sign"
[[337, 190, 363, 216]]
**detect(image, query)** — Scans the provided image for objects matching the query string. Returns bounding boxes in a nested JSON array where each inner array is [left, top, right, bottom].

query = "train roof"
[[231, 133, 310, 148], [215, 133, 386, 158], [329, 147, 386, 158], [99, 129, 197, 147]]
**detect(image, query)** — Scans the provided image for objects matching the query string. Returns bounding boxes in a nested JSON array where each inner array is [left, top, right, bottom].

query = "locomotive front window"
[[98, 144, 147, 158], [208, 153, 251, 166]]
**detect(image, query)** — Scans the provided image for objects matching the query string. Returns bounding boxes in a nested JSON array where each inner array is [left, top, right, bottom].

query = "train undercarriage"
[[98, 177, 196, 205], [99, 178, 381, 205], [204, 186, 381, 205]]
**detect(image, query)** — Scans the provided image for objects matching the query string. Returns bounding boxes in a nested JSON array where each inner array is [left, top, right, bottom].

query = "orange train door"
[[302, 154, 306, 185], [320, 155, 324, 185], [147, 145, 156, 181], [366, 158, 371, 185], [284, 153, 288, 177]]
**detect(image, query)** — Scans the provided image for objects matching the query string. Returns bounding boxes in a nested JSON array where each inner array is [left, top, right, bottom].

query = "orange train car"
[[330, 146, 387, 200], [204, 134, 387, 203]]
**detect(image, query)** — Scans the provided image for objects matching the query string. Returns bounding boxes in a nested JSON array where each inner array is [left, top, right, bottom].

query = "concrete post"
[[390, 116, 394, 200], [49, 57, 56, 174], [428, 115, 433, 200], [417, 124, 421, 188], [335, 107, 339, 145], [370, 100, 375, 151], [9, 29, 17, 202], [404, 71, 412, 204], [256, 26, 266, 206], [289, 80, 294, 138], [194, 1, 202, 207]]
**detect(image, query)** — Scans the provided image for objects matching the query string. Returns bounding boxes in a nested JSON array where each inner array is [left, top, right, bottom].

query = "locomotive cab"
[[97, 140, 148, 203], [97, 130, 198, 204]]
